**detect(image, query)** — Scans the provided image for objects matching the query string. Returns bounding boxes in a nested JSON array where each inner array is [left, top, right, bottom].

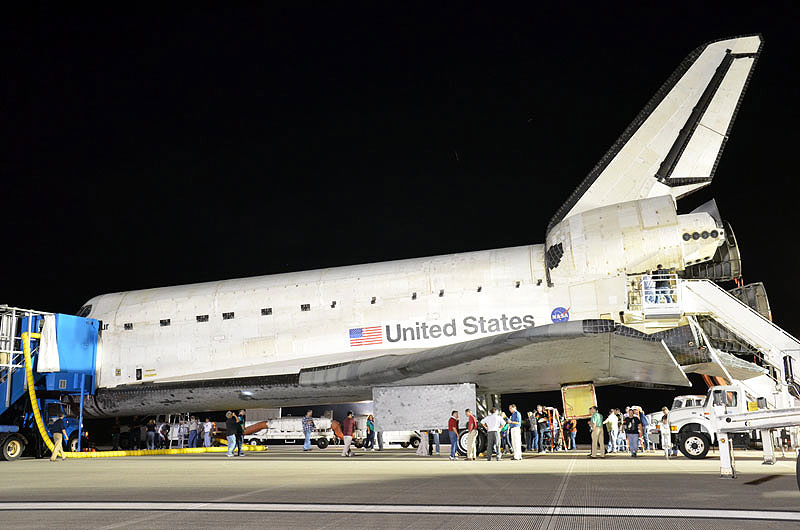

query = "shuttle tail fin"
[[547, 35, 763, 232]]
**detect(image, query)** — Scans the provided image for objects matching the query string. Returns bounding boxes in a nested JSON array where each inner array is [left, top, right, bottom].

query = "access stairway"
[[678, 279, 800, 408], [0, 307, 47, 422]]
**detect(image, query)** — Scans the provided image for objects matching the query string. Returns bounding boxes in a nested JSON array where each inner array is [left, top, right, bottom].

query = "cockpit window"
[[77, 305, 92, 318]]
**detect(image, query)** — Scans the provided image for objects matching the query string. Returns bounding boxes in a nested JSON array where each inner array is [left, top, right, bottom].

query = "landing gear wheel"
[[410, 437, 420, 448], [457, 429, 470, 456], [316, 438, 329, 449], [1, 435, 25, 461], [678, 432, 711, 459]]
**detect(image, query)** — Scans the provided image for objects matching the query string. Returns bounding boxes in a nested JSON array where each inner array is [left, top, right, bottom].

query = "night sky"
[[3, 6, 799, 416]]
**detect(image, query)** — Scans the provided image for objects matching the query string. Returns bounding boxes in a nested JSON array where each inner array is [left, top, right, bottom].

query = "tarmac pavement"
[[0, 445, 798, 529]]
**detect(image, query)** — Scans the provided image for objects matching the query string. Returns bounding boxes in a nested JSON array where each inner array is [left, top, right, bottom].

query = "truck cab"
[[668, 385, 752, 459]]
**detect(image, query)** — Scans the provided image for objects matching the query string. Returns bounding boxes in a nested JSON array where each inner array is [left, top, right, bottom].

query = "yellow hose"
[[23, 331, 268, 458], [21, 332, 54, 452]]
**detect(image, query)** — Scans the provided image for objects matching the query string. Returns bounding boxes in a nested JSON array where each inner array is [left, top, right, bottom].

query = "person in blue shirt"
[[508, 404, 523, 460], [49, 413, 68, 462]]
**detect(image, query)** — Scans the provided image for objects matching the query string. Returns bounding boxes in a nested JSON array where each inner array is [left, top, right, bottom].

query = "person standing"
[[623, 408, 643, 457], [499, 412, 510, 454], [588, 406, 605, 458], [128, 416, 139, 450], [564, 417, 577, 450], [224, 411, 237, 457], [146, 419, 156, 450], [188, 416, 198, 448], [638, 408, 650, 451], [605, 409, 619, 453], [341, 411, 356, 457], [659, 407, 673, 459], [465, 408, 478, 460], [302, 410, 315, 451], [235, 410, 246, 456], [364, 415, 376, 451], [203, 417, 213, 447], [432, 429, 441, 455], [525, 412, 535, 452], [480, 408, 503, 461], [654, 264, 673, 303], [447, 411, 460, 460], [177, 420, 188, 448], [416, 431, 430, 456], [535, 405, 548, 452], [49, 413, 68, 462], [508, 404, 522, 460], [111, 418, 121, 451]]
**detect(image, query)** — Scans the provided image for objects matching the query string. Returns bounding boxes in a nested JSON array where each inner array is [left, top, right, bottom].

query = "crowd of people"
[[105, 402, 675, 460], [413, 402, 674, 461], [113, 415, 219, 451]]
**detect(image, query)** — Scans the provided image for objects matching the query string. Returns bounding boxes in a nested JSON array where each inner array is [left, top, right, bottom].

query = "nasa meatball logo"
[[550, 307, 570, 323]]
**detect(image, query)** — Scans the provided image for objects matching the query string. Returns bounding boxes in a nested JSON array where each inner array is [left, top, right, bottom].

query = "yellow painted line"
[[63, 445, 267, 458]]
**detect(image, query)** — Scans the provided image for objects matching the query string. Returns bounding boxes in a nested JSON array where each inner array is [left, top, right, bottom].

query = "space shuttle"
[[74, 34, 800, 417]]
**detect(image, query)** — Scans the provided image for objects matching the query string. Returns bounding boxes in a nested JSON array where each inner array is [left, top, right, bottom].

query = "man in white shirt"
[[202, 418, 213, 447], [605, 410, 619, 453], [480, 408, 504, 461]]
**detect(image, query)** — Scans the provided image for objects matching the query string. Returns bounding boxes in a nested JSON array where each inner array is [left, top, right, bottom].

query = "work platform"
[[0, 447, 797, 529]]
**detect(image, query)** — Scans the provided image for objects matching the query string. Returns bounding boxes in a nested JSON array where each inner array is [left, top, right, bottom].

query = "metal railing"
[[0, 305, 51, 408], [627, 273, 681, 316]]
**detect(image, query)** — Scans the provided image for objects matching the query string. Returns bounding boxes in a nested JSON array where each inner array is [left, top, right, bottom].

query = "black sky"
[[3, 5, 799, 339]]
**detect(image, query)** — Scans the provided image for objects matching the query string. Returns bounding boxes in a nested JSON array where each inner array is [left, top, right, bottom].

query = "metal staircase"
[[679, 280, 800, 407], [0, 306, 47, 422]]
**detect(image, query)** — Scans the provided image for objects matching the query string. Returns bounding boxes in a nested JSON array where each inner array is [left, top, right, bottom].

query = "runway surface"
[[1, 446, 797, 529]]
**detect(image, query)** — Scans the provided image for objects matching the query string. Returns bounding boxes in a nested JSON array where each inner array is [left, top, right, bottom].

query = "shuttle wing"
[[84, 320, 690, 416], [547, 35, 762, 232], [300, 320, 690, 392]]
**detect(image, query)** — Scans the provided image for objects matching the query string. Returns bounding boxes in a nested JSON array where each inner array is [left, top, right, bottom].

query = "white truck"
[[646, 395, 706, 448], [244, 416, 335, 449], [666, 384, 761, 459], [350, 415, 421, 449]]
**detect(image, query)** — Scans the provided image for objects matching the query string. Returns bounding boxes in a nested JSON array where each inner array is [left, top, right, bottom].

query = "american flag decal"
[[349, 326, 383, 347]]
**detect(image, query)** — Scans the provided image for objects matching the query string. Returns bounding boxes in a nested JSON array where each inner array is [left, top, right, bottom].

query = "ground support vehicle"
[[665, 383, 799, 459], [1, 307, 98, 461], [666, 384, 754, 459], [716, 406, 800, 490], [244, 417, 335, 449]]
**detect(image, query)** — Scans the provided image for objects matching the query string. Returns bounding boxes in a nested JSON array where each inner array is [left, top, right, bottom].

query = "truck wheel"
[[353, 440, 363, 449], [410, 437, 420, 448], [249, 439, 260, 446], [1, 435, 25, 461], [399, 442, 409, 448], [679, 432, 711, 459], [316, 438, 329, 449], [67, 433, 80, 453]]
